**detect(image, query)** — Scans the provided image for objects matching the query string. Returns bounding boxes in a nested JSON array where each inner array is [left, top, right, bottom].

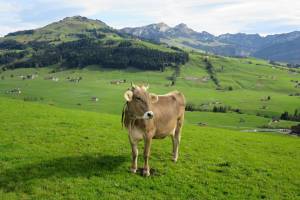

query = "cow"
[[122, 83, 185, 176]]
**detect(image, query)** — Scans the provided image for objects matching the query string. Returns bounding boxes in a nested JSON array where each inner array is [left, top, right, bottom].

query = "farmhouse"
[[69, 77, 82, 83], [91, 97, 99, 102], [27, 74, 37, 79], [20, 74, 38, 80], [6, 88, 21, 94], [110, 79, 126, 85], [44, 76, 59, 81]]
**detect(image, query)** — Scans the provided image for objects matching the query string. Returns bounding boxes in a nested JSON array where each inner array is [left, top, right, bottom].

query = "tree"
[[280, 111, 289, 120]]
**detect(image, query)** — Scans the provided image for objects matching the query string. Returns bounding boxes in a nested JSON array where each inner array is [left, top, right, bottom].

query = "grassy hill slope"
[[0, 51, 299, 129], [1, 15, 300, 200], [0, 97, 299, 199]]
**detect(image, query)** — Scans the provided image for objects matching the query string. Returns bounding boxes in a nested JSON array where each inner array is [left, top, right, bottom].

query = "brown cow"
[[122, 83, 185, 176]]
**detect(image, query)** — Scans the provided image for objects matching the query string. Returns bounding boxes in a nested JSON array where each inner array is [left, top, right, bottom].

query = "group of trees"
[[280, 109, 300, 122], [0, 51, 26, 65], [291, 124, 300, 135], [212, 105, 230, 113], [0, 38, 189, 71], [286, 63, 300, 68], [203, 57, 220, 87], [0, 39, 26, 50], [185, 103, 203, 112], [58, 39, 188, 70], [185, 102, 242, 114], [168, 65, 181, 85]]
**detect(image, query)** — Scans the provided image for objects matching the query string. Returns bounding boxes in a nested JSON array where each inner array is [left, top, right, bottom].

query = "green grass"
[[1, 51, 299, 129], [0, 97, 299, 199], [185, 112, 296, 129], [0, 53, 300, 199]]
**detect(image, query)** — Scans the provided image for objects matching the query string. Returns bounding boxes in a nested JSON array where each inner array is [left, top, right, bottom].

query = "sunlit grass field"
[[0, 53, 299, 128], [0, 53, 300, 199], [0, 98, 299, 199]]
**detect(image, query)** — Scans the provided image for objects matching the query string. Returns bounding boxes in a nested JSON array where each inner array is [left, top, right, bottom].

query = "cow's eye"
[[135, 97, 142, 101]]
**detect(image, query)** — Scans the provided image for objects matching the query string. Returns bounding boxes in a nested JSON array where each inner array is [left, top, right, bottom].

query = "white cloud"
[[0, 0, 299, 36], [59, 0, 300, 34], [0, 1, 39, 36]]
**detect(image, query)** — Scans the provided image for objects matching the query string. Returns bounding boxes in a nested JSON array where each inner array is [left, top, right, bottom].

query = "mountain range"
[[0, 16, 188, 70], [120, 23, 300, 64], [0, 16, 299, 68]]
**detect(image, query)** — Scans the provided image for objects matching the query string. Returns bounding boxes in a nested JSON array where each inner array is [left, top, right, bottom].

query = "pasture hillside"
[[0, 97, 299, 199], [0, 52, 299, 129], [1, 14, 300, 200]]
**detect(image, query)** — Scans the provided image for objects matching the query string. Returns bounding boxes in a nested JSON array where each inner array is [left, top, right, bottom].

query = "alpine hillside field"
[[0, 16, 300, 199]]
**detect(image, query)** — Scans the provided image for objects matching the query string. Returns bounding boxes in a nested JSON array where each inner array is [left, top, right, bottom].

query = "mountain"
[[121, 22, 215, 42], [121, 22, 171, 42], [1, 16, 298, 68], [3, 16, 110, 43], [120, 24, 300, 64], [253, 37, 300, 64], [0, 16, 188, 71]]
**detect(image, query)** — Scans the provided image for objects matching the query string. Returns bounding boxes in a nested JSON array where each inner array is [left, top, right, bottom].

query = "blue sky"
[[0, 0, 299, 36]]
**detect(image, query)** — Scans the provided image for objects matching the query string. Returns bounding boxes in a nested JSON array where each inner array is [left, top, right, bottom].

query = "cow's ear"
[[150, 93, 158, 103], [124, 90, 133, 102]]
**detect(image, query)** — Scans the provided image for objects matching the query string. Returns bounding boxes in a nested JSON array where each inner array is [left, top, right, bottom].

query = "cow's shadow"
[[0, 154, 127, 192]]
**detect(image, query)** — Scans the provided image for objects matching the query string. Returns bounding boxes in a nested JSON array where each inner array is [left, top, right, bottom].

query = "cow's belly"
[[154, 119, 177, 138]]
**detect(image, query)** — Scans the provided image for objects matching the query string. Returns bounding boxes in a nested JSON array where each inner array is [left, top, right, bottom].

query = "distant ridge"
[[1, 16, 299, 64], [120, 23, 300, 64]]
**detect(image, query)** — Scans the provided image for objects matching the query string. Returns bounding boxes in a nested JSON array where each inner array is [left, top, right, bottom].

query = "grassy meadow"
[[0, 52, 300, 199], [1, 52, 299, 128]]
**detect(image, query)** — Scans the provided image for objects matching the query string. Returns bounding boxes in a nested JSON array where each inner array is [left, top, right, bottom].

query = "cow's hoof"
[[143, 170, 150, 177], [130, 168, 137, 173], [172, 157, 178, 162]]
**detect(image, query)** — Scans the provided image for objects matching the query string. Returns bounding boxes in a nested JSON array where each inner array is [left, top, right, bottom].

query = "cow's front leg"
[[143, 137, 152, 176], [129, 136, 138, 173]]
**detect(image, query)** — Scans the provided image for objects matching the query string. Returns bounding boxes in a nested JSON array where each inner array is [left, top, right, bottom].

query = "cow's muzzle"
[[143, 111, 154, 119]]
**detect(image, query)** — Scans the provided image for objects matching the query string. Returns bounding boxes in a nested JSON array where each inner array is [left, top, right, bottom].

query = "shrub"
[[212, 105, 231, 113], [23, 96, 39, 102], [280, 109, 300, 122], [185, 103, 198, 111], [291, 124, 300, 135]]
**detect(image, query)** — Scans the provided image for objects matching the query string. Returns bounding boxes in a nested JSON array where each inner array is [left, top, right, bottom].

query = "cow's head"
[[124, 83, 158, 120]]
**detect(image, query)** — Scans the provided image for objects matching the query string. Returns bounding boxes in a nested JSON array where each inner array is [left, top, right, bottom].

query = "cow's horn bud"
[[131, 82, 136, 88]]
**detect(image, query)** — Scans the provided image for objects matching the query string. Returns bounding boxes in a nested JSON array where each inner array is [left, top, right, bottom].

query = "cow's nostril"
[[143, 111, 154, 119]]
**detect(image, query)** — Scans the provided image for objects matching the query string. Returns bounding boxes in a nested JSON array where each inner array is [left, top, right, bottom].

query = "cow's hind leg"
[[172, 115, 184, 162]]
